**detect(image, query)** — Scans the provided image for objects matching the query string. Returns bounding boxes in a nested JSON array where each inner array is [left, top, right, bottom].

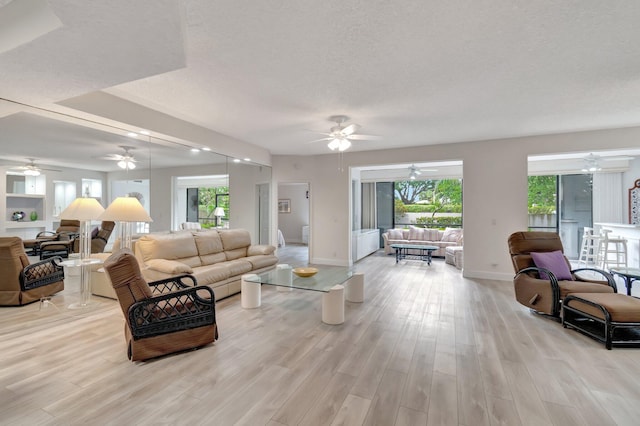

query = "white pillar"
[[241, 274, 261, 309], [346, 273, 364, 303], [322, 284, 345, 325]]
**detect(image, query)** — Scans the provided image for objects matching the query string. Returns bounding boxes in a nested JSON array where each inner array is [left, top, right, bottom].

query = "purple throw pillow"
[[530, 250, 573, 281]]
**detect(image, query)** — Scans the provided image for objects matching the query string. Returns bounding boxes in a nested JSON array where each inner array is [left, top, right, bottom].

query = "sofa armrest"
[[248, 245, 276, 256], [145, 259, 194, 275]]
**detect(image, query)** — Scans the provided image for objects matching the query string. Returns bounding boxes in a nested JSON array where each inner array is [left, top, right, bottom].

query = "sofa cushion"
[[194, 231, 227, 265], [194, 230, 224, 255], [531, 250, 573, 281], [192, 264, 231, 285], [441, 228, 462, 243], [408, 226, 425, 240], [248, 245, 276, 256], [388, 229, 404, 239], [219, 229, 252, 250], [246, 254, 279, 270], [223, 259, 253, 276], [136, 233, 202, 268], [423, 228, 441, 241], [146, 259, 193, 275]]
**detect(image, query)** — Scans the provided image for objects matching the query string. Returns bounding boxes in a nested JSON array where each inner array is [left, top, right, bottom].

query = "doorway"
[[277, 183, 309, 264]]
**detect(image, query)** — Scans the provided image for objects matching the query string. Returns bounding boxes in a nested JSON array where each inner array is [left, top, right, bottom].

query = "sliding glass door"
[[528, 174, 592, 259]]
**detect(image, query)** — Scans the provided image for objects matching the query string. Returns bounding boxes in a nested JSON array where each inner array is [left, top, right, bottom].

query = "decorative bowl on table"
[[292, 267, 318, 277]]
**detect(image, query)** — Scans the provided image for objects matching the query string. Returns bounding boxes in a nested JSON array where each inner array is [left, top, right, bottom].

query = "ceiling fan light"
[[327, 139, 340, 151], [117, 160, 136, 170], [338, 139, 351, 151], [24, 169, 40, 176]]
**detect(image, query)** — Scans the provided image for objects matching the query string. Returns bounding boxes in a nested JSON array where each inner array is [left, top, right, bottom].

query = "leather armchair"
[[0, 237, 64, 306], [104, 249, 218, 361], [23, 219, 80, 256], [508, 231, 616, 318]]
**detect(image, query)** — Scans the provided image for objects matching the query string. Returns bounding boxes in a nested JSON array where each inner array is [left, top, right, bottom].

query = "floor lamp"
[[99, 196, 153, 249], [59, 197, 105, 308]]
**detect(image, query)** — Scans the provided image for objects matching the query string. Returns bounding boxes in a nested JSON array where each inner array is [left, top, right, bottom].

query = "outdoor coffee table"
[[390, 244, 439, 265], [610, 267, 640, 296], [242, 267, 363, 325]]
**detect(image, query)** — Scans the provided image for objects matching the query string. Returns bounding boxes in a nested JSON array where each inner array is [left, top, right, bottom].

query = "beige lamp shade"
[[99, 197, 153, 222], [59, 197, 105, 220], [214, 207, 225, 217]]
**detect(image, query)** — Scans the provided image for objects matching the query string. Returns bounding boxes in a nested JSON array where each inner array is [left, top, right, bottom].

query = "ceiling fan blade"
[[347, 134, 382, 140], [305, 137, 332, 144], [98, 154, 125, 161], [341, 123, 360, 136]]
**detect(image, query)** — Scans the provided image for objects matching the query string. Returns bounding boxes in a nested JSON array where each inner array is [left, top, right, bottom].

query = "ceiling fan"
[[308, 115, 381, 152], [408, 164, 437, 180], [581, 152, 635, 172], [99, 146, 137, 170], [9, 159, 60, 176]]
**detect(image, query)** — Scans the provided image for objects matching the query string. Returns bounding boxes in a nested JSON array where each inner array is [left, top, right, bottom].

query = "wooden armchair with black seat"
[[23, 219, 80, 257], [508, 231, 617, 319], [0, 237, 64, 306], [103, 249, 218, 361]]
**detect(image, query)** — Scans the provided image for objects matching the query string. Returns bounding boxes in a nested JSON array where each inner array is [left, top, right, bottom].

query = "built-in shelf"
[[6, 193, 46, 224], [5, 220, 47, 229]]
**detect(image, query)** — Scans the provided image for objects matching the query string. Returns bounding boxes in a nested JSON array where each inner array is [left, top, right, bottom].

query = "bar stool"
[[577, 227, 600, 267], [598, 230, 628, 270]]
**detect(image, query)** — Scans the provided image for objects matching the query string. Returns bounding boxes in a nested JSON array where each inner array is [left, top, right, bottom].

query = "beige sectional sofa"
[[382, 226, 463, 257], [91, 228, 278, 301]]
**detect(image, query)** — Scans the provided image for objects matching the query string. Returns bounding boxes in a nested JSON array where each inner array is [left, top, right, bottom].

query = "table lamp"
[[99, 196, 153, 249], [214, 207, 225, 227]]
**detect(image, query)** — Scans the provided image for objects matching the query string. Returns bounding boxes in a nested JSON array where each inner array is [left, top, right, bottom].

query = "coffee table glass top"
[[610, 267, 640, 278], [245, 266, 353, 293]]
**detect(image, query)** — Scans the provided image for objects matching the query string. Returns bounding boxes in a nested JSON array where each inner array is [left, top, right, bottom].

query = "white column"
[[345, 273, 364, 303], [322, 284, 345, 325], [241, 274, 261, 309]]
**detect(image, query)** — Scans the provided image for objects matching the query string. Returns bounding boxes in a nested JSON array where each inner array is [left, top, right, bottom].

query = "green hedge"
[[415, 216, 462, 227], [403, 204, 462, 213]]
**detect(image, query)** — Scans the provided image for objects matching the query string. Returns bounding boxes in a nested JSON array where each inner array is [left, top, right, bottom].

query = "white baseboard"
[[463, 270, 513, 281]]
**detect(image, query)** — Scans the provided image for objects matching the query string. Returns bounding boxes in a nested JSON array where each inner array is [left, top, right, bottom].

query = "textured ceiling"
[[1, 0, 640, 165]]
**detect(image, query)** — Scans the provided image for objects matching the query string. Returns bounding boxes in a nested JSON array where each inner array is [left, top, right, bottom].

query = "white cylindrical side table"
[[322, 284, 345, 325], [346, 273, 364, 303], [241, 274, 261, 309]]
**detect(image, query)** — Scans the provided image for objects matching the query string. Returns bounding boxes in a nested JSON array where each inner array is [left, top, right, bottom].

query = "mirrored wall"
[[0, 98, 271, 243]]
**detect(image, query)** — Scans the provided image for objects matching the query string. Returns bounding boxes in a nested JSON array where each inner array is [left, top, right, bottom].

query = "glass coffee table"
[[242, 266, 363, 324], [390, 244, 439, 265]]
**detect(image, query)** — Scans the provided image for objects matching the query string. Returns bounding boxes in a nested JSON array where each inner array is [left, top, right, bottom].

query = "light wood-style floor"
[[3, 247, 640, 426]]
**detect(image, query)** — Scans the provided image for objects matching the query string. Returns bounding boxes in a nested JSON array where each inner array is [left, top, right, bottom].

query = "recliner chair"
[[39, 221, 115, 260], [23, 219, 81, 256], [0, 237, 64, 306], [508, 231, 616, 318], [104, 249, 218, 361]]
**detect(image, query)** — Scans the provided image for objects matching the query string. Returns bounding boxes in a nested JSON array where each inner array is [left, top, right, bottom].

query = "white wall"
[[278, 183, 309, 243], [273, 125, 640, 279]]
